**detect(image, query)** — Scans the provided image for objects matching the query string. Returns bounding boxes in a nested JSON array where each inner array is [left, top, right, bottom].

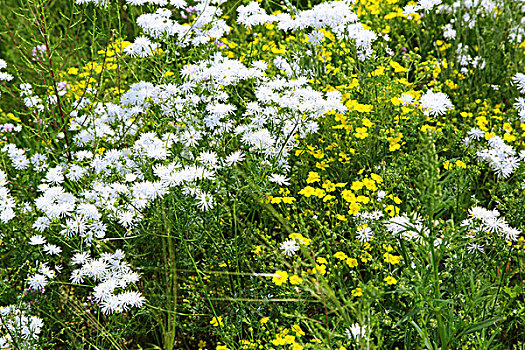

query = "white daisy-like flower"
[[280, 239, 299, 256], [269, 173, 290, 186], [512, 73, 525, 93], [420, 90, 453, 116], [29, 235, 46, 245]]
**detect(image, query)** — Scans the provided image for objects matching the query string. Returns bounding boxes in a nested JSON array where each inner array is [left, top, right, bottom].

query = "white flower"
[[442, 23, 456, 39], [124, 36, 159, 58], [513, 73, 525, 93], [356, 226, 373, 242], [345, 323, 368, 340], [269, 174, 290, 186], [417, 0, 441, 12], [197, 191, 214, 211], [0, 72, 13, 81], [28, 274, 48, 290], [225, 150, 245, 166], [403, 4, 419, 16], [43, 244, 62, 255], [467, 243, 484, 254], [29, 235, 47, 245], [400, 93, 414, 106], [280, 239, 299, 256], [420, 90, 453, 116]]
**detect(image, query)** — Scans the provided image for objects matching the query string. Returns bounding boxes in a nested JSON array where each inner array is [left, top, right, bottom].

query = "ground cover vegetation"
[[0, 0, 525, 349]]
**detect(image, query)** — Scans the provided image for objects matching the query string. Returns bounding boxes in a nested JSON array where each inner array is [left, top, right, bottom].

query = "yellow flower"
[[306, 172, 321, 183], [348, 202, 361, 215], [290, 275, 303, 285], [292, 343, 304, 350], [356, 195, 370, 204], [272, 270, 288, 285], [298, 186, 316, 197], [289, 233, 310, 245], [352, 287, 363, 297], [384, 253, 402, 265], [316, 257, 328, 264], [504, 133, 516, 142], [284, 335, 296, 344], [316, 161, 329, 170], [341, 190, 356, 203], [322, 180, 337, 192], [384, 276, 397, 285], [260, 317, 270, 324], [313, 264, 326, 275], [292, 325, 305, 336], [216, 346, 229, 350], [210, 316, 224, 327], [455, 160, 466, 168], [389, 142, 401, 151], [323, 194, 335, 202], [67, 67, 79, 75], [346, 258, 358, 268], [390, 60, 407, 73], [271, 335, 287, 346], [313, 188, 326, 198], [282, 197, 295, 204], [270, 197, 282, 204], [355, 104, 373, 113], [336, 214, 347, 221], [385, 205, 399, 217], [354, 127, 369, 139], [252, 245, 262, 255], [351, 181, 364, 191], [362, 118, 374, 128], [362, 178, 377, 191], [485, 131, 496, 140], [334, 251, 348, 260]]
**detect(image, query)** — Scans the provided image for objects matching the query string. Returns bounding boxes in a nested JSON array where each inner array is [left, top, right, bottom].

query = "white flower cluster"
[[0, 47, 344, 318], [404, 0, 442, 16], [426, 0, 498, 75], [0, 58, 13, 82], [124, 36, 159, 58], [76, 0, 189, 6], [438, 0, 499, 17], [134, 1, 230, 49], [419, 90, 454, 116], [237, 1, 376, 60], [512, 73, 525, 126], [455, 43, 486, 74], [476, 136, 521, 179], [27, 263, 60, 291], [0, 170, 15, 223], [382, 203, 519, 255], [461, 206, 521, 248], [0, 304, 43, 350], [385, 213, 429, 243], [127, 0, 187, 5], [20, 83, 45, 112], [0, 123, 22, 134], [70, 250, 145, 314], [75, 0, 109, 7]]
